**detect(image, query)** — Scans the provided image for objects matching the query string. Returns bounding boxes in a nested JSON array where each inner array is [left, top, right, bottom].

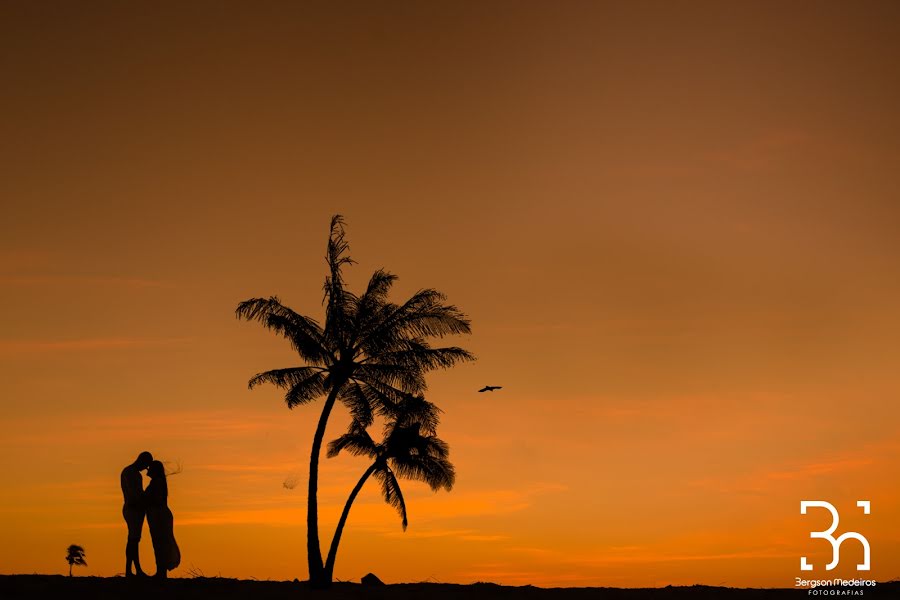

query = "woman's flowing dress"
[[145, 479, 180, 571]]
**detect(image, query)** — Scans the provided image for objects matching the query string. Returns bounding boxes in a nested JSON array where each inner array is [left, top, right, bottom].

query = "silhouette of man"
[[122, 451, 153, 577]]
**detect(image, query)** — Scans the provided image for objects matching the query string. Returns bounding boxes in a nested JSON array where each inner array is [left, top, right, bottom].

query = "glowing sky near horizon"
[[1, 1, 899, 587]]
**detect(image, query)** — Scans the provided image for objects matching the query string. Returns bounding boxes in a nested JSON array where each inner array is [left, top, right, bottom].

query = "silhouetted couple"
[[121, 451, 180, 579]]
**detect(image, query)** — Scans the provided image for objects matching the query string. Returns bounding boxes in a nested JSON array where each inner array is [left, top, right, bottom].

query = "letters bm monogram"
[[800, 500, 871, 571]]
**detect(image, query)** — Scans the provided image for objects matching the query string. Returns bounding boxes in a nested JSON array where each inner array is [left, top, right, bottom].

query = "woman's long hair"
[[147, 460, 168, 498]]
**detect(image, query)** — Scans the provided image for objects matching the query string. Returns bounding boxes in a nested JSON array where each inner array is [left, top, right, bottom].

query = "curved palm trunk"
[[307, 385, 342, 587], [68, 564, 72, 577], [323, 463, 378, 582]]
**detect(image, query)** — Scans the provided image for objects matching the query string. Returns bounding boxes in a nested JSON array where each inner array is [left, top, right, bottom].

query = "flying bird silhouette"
[[478, 386, 502, 392]]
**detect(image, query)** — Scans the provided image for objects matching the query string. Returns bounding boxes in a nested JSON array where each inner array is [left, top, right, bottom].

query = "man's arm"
[[121, 468, 144, 505]]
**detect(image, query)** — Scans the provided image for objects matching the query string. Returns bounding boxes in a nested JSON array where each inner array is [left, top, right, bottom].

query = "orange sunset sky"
[[1, 1, 899, 588]]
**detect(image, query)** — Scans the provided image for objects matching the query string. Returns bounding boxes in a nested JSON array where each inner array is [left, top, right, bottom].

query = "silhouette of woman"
[[144, 460, 180, 578]]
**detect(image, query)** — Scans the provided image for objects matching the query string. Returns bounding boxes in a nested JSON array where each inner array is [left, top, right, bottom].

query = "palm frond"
[[373, 343, 476, 372], [390, 454, 455, 492], [281, 370, 329, 408], [324, 215, 355, 284], [383, 424, 454, 492], [247, 366, 326, 390], [345, 378, 405, 417], [327, 422, 378, 458], [235, 297, 332, 364], [382, 289, 472, 337], [353, 363, 427, 394], [356, 292, 472, 365], [338, 381, 376, 428], [324, 288, 359, 355], [381, 395, 442, 435], [350, 270, 398, 344], [323, 215, 357, 354], [360, 270, 397, 308], [375, 467, 408, 530]]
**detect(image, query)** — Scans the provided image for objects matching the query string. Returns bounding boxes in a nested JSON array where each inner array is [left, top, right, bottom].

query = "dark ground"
[[1, 576, 895, 599]]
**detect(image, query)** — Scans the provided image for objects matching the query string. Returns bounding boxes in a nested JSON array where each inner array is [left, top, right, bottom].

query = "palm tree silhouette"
[[324, 395, 455, 581], [65, 544, 86, 577], [236, 215, 473, 587]]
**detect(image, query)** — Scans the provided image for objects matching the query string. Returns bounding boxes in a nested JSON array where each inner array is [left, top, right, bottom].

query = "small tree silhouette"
[[65, 544, 86, 577]]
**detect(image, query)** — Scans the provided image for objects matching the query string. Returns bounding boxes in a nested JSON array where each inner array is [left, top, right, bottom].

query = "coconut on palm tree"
[[324, 395, 455, 581], [235, 215, 473, 587], [65, 544, 86, 577]]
